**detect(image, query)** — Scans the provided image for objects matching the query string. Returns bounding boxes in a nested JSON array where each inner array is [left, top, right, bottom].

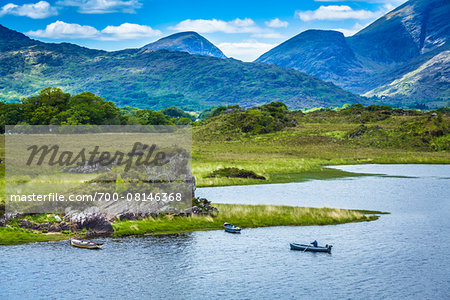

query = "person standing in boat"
[[311, 240, 318, 247]]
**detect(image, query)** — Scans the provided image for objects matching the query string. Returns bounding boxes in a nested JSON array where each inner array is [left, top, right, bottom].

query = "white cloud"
[[383, 3, 396, 12], [296, 5, 384, 21], [169, 18, 287, 39], [57, 0, 141, 14], [101, 23, 161, 40], [252, 32, 286, 39], [26, 21, 161, 40], [0, 1, 57, 19], [218, 40, 276, 62], [265, 18, 288, 28], [26, 21, 98, 39], [169, 18, 261, 34]]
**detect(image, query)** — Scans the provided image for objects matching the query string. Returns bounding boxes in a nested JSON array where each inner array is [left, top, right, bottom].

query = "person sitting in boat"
[[311, 240, 318, 247]]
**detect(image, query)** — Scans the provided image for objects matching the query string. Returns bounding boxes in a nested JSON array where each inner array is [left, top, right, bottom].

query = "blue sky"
[[0, 0, 407, 61]]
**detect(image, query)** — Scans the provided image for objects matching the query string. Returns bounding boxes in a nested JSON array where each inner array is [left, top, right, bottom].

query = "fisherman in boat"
[[311, 240, 318, 247]]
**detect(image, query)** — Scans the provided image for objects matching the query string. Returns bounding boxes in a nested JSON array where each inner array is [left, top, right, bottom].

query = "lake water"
[[1, 165, 449, 299]]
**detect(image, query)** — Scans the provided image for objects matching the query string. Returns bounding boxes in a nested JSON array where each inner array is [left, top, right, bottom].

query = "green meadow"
[[192, 106, 449, 187], [192, 136, 449, 187]]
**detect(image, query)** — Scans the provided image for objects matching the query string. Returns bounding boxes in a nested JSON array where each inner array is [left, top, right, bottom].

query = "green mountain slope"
[[256, 30, 365, 85], [0, 25, 364, 110]]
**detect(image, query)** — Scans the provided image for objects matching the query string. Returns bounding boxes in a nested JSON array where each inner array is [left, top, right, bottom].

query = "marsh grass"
[[192, 144, 449, 187], [0, 227, 66, 245], [112, 203, 382, 236]]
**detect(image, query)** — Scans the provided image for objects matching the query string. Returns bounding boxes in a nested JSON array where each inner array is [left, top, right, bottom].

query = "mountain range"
[[0, 25, 362, 111], [0, 0, 448, 110], [256, 0, 449, 108]]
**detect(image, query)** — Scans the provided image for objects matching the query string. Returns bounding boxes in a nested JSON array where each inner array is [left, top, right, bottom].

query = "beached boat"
[[290, 243, 332, 253], [224, 222, 241, 233], [70, 239, 103, 250]]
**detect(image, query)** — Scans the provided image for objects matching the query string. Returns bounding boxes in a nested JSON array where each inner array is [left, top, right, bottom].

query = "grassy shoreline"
[[0, 227, 67, 245], [0, 204, 386, 245], [112, 204, 384, 236]]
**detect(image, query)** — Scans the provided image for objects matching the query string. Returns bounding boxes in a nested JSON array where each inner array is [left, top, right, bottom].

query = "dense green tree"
[[0, 103, 23, 132], [174, 117, 193, 125], [161, 106, 195, 121], [58, 92, 122, 125], [30, 106, 59, 125], [200, 102, 293, 135], [21, 87, 70, 123], [209, 105, 243, 118], [258, 101, 289, 122], [135, 109, 173, 125]]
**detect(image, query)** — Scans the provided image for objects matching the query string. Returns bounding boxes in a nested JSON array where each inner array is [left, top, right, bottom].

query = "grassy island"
[[112, 204, 384, 236]]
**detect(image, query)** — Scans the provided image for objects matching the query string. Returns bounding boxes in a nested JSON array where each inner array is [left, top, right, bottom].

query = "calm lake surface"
[[1, 165, 449, 299]]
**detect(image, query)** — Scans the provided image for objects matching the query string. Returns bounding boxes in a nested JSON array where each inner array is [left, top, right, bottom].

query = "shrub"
[[206, 167, 266, 180]]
